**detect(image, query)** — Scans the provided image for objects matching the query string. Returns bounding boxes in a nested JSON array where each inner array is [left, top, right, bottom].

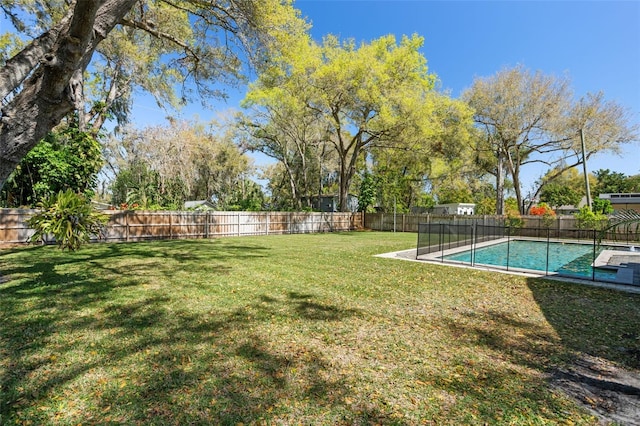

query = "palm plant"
[[28, 190, 107, 250], [599, 210, 640, 244]]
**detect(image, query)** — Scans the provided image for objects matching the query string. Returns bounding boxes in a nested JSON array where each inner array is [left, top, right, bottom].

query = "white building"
[[431, 203, 475, 215]]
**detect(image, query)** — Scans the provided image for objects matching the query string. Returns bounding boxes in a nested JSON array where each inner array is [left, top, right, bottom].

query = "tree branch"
[[0, 11, 72, 101], [120, 18, 199, 58]]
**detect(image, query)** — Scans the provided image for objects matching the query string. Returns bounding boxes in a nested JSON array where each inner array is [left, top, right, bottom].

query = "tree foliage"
[[225, 179, 266, 211], [504, 197, 524, 228], [110, 160, 169, 209], [591, 198, 613, 215], [1, 123, 103, 207], [243, 32, 474, 211], [594, 169, 640, 194], [106, 120, 255, 210], [0, 0, 307, 191], [464, 65, 637, 215], [539, 183, 581, 209], [357, 171, 377, 213]]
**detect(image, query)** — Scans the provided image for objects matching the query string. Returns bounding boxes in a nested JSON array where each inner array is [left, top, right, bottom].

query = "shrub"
[[530, 202, 556, 228], [592, 198, 614, 215], [505, 198, 523, 228], [530, 203, 554, 217], [28, 190, 107, 251], [574, 206, 607, 230]]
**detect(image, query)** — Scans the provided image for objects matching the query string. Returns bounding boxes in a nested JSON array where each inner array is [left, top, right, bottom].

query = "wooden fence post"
[[205, 211, 209, 239]]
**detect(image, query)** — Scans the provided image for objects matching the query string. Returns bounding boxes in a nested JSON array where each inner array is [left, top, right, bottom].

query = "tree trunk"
[[338, 139, 361, 212], [514, 180, 523, 215], [0, 0, 138, 191], [507, 151, 524, 215], [281, 156, 300, 209], [338, 155, 350, 212], [0, 11, 75, 100]]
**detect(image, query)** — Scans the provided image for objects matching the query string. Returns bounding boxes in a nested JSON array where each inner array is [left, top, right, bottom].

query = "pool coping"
[[375, 240, 640, 294]]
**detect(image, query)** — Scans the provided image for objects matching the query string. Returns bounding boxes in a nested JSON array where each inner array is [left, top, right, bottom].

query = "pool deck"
[[376, 240, 640, 294], [594, 250, 640, 285]]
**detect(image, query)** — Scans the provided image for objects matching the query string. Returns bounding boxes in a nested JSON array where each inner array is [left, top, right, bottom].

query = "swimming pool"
[[442, 240, 619, 281]]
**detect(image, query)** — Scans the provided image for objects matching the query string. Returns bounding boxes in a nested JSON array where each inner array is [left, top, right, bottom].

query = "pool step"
[[592, 250, 640, 286], [615, 267, 635, 285]]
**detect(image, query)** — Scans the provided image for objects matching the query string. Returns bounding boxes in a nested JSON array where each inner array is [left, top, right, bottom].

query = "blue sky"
[[139, 1, 639, 187]]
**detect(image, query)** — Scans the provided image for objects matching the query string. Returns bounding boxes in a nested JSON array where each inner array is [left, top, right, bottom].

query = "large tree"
[[106, 120, 253, 209], [311, 34, 455, 212], [594, 168, 640, 194], [244, 33, 473, 211], [0, 0, 307, 191], [239, 75, 333, 209], [463, 65, 637, 214]]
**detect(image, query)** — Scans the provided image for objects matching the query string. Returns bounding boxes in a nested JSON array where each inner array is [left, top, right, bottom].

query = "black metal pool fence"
[[416, 223, 640, 284]]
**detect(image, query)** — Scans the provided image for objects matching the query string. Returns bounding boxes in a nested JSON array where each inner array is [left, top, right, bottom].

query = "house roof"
[[434, 203, 475, 208], [599, 193, 640, 203], [184, 200, 216, 209]]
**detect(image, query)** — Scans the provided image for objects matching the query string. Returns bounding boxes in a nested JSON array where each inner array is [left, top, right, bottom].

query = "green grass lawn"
[[1, 232, 639, 425]]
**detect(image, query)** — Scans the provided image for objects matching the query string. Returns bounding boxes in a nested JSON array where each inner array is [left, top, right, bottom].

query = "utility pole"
[[579, 128, 593, 211], [496, 150, 505, 215]]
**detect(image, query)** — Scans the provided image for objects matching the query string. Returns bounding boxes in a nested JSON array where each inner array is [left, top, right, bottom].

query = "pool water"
[[442, 240, 618, 281]]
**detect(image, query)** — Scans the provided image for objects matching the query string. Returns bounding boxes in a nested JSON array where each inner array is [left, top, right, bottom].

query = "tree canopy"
[[0, 0, 307, 191], [1, 122, 103, 207], [3, 4, 637, 214], [594, 169, 640, 195], [241, 33, 474, 211], [539, 184, 582, 209], [463, 65, 637, 215], [106, 120, 255, 209]]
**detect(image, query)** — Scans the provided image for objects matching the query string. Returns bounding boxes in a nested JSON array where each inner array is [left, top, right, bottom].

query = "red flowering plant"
[[529, 202, 556, 228], [117, 203, 141, 210]]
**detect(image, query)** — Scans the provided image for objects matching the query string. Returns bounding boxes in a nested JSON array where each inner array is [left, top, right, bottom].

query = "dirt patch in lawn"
[[551, 354, 640, 425], [0, 243, 29, 252]]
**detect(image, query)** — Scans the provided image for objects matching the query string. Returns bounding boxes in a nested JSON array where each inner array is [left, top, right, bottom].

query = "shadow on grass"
[[0, 239, 267, 285], [287, 291, 360, 321], [525, 278, 640, 422], [431, 308, 579, 423], [0, 241, 392, 424], [429, 278, 640, 422], [526, 278, 640, 370]]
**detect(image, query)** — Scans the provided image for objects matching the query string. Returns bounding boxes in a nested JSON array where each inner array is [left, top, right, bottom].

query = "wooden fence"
[[0, 209, 364, 244], [4, 209, 636, 245]]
